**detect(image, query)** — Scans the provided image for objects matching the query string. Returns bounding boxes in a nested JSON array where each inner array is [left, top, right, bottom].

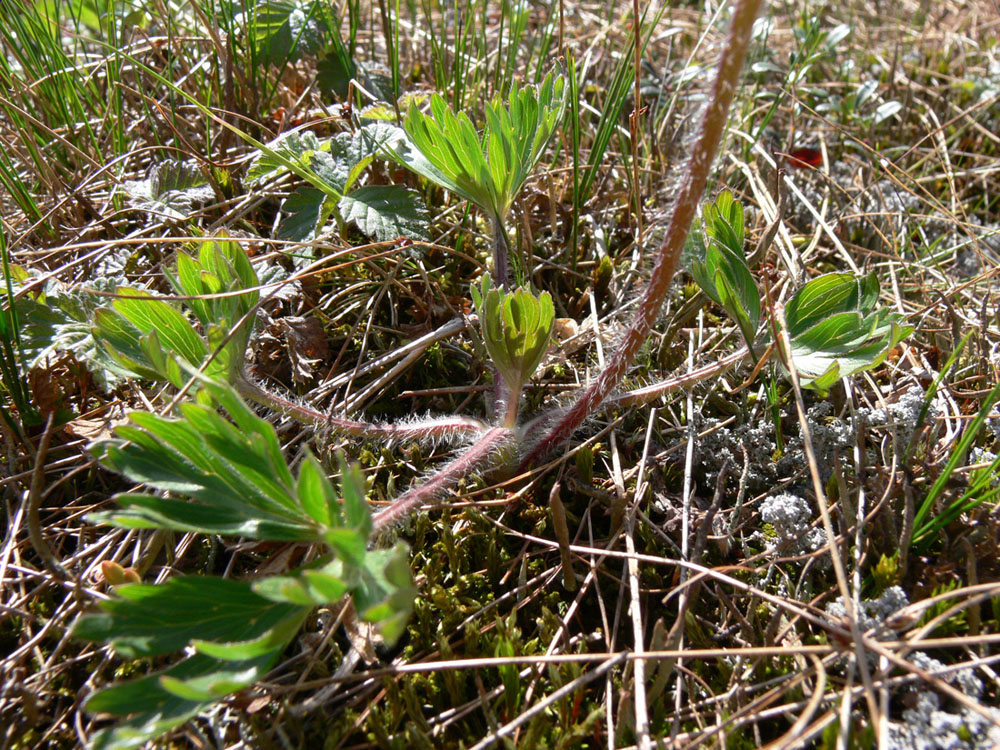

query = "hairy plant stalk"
[[520, 0, 764, 467], [502, 389, 521, 428], [490, 215, 515, 421], [234, 377, 488, 440], [372, 426, 513, 529]]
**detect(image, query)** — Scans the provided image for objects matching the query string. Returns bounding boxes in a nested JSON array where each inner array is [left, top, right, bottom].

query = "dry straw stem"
[[522, 0, 766, 466]]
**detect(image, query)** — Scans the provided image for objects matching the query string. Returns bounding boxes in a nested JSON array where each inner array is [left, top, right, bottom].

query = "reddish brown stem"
[[519, 0, 764, 468], [235, 377, 488, 440], [372, 427, 513, 529]]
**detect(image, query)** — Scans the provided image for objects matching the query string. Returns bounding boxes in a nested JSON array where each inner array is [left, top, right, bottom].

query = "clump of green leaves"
[[688, 189, 761, 354], [783, 272, 912, 394], [92, 234, 258, 388], [471, 273, 554, 427], [76, 376, 414, 750], [686, 191, 912, 395]]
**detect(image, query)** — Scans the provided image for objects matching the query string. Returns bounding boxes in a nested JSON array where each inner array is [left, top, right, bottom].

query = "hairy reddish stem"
[[519, 0, 764, 468], [235, 377, 488, 440], [372, 427, 513, 529]]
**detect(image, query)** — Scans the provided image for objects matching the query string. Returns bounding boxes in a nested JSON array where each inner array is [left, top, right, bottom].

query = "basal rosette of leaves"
[[75, 377, 414, 750]]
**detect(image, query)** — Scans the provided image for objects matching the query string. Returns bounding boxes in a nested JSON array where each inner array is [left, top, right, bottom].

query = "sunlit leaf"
[[785, 273, 913, 394], [337, 184, 429, 242], [74, 577, 303, 658]]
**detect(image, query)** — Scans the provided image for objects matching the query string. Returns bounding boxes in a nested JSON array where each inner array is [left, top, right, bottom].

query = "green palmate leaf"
[[483, 72, 566, 220], [90, 382, 322, 541], [74, 576, 305, 658], [82, 376, 416, 746], [84, 651, 279, 750], [337, 184, 430, 242], [398, 94, 495, 212], [89, 375, 411, 601], [394, 74, 566, 223], [785, 273, 913, 395], [92, 237, 260, 386], [703, 188, 745, 252], [470, 273, 554, 396]]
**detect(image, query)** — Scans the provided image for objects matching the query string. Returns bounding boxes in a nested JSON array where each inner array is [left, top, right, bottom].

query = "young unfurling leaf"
[[471, 273, 554, 425], [686, 189, 761, 353]]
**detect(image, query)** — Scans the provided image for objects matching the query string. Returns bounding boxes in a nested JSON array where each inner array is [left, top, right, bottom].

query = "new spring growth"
[[471, 273, 554, 428]]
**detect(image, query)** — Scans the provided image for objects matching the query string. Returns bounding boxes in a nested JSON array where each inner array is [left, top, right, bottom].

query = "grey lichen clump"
[[854, 387, 938, 449], [757, 493, 825, 555], [777, 402, 856, 481], [699, 417, 777, 490], [987, 403, 1000, 441], [825, 585, 909, 633], [888, 652, 999, 750]]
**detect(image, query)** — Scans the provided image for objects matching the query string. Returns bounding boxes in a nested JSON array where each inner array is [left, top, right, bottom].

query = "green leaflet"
[[74, 577, 304, 659], [337, 184, 430, 242]]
